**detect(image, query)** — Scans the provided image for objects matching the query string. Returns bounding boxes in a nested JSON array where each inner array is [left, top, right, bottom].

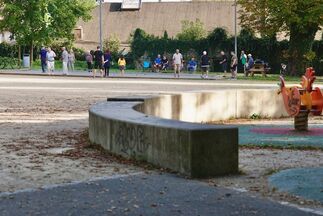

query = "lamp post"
[[99, 0, 103, 50], [234, 0, 238, 73], [234, 0, 237, 57]]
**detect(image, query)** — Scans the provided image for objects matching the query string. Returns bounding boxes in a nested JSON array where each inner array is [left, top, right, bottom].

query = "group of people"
[[39, 46, 75, 75], [39, 46, 255, 79], [84, 46, 126, 78], [40, 45, 127, 78], [151, 49, 211, 79], [152, 49, 243, 79]]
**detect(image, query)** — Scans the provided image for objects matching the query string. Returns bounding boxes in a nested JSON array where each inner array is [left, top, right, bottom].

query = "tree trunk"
[[288, 24, 318, 76], [18, 45, 21, 67], [30, 41, 33, 69]]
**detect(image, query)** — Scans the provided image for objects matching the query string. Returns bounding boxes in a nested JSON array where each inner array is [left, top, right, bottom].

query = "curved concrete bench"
[[89, 89, 295, 178], [89, 99, 238, 178], [136, 90, 289, 123]]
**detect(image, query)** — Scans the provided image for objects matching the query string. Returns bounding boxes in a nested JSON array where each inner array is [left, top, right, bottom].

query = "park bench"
[[249, 63, 267, 77]]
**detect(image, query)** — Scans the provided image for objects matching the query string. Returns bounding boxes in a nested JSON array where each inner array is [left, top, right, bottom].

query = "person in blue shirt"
[[39, 47, 47, 73], [245, 53, 254, 76], [153, 54, 162, 72], [187, 57, 197, 73]]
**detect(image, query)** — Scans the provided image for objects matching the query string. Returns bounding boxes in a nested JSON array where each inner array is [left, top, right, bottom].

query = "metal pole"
[[99, 0, 103, 50], [234, 0, 238, 73], [234, 0, 237, 56]]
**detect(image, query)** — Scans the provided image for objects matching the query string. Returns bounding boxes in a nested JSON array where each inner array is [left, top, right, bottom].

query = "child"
[[118, 55, 126, 76]]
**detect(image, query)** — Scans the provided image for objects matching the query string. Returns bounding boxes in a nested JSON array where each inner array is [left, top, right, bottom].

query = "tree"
[[238, 0, 323, 75], [176, 19, 207, 41], [103, 34, 120, 58], [0, 0, 95, 65]]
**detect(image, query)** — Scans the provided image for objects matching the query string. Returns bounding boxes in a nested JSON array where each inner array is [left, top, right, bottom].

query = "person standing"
[[103, 49, 112, 77], [118, 55, 126, 76], [68, 49, 75, 72], [219, 51, 228, 77], [93, 46, 104, 78], [240, 50, 247, 76], [200, 51, 210, 79], [230, 51, 238, 79], [39, 47, 47, 73], [61, 47, 69, 75], [46, 47, 56, 75], [172, 49, 183, 78], [85, 51, 93, 76]]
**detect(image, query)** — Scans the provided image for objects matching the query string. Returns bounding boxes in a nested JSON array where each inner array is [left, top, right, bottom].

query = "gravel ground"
[[0, 75, 322, 211]]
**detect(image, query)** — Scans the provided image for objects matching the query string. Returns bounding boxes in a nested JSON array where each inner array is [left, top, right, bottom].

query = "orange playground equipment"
[[278, 67, 323, 131]]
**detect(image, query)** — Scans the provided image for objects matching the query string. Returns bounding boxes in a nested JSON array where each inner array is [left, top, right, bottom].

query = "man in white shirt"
[[46, 47, 56, 75], [61, 47, 69, 75], [172, 49, 183, 78]]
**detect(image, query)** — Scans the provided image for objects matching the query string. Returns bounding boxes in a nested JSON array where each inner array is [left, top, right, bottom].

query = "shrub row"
[[130, 28, 323, 74]]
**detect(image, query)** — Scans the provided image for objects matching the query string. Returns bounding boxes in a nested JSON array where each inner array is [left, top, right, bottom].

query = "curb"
[[0, 71, 224, 81]]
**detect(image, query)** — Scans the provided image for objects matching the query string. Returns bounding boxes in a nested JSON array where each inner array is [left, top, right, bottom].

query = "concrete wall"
[[138, 89, 289, 122], [89, 100, 238, 178], [76, 1, 239, 49]]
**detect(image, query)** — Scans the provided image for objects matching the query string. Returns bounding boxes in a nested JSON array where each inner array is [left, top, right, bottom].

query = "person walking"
[[118, 55, 126, 76], [46, 47, 56, 75], [68, 49, 75, 72], [103, 49, 112, 77], [39, 47, 47, 73], [219, 51, 228, 77], [172, 49, 183, 78], [240, 50, 247, 76], [230, 51, 238, 79], [93, 46, 104, 78], [85, 51, 93, 76], [200, 51, 210, 79], [61, 47, 69, 75]]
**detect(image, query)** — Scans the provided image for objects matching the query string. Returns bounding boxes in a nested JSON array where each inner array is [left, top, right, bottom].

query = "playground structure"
[[279, 67, 323, 131]]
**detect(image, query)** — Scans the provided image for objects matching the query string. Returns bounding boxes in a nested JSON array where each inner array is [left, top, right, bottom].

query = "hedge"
[[130, 28, 323, 75]]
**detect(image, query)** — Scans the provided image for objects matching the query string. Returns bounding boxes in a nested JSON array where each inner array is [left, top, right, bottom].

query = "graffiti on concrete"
[[115, 125, 151, 156]]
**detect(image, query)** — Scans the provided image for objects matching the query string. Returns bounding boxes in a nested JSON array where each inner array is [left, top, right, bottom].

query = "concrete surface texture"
[[76, 1, 239, 48], [140, 90, 290, 123], [89, 101, 238, 178], [0, 173, 317, 216]]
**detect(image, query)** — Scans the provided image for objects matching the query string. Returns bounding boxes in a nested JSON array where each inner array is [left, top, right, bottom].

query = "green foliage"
[[163, 31, 169, 39], [238, 0, 323, 75], [0, 0, 95, 46], [250, 113, 261, 120], [103, 34, 121, 58], [129, 27, 323, 75], [176, 19, 207, 41]]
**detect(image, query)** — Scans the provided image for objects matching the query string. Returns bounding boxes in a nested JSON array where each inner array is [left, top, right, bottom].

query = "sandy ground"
[[0, 75, 322, 211]]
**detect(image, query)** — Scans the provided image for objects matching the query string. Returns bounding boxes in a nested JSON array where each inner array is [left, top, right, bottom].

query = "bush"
[[130, 27, 323, 74]]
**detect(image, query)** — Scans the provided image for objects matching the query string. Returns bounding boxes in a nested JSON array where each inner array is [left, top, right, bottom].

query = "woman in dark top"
[[200, 51, 210, 79], [103, 50, 112, 77]]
